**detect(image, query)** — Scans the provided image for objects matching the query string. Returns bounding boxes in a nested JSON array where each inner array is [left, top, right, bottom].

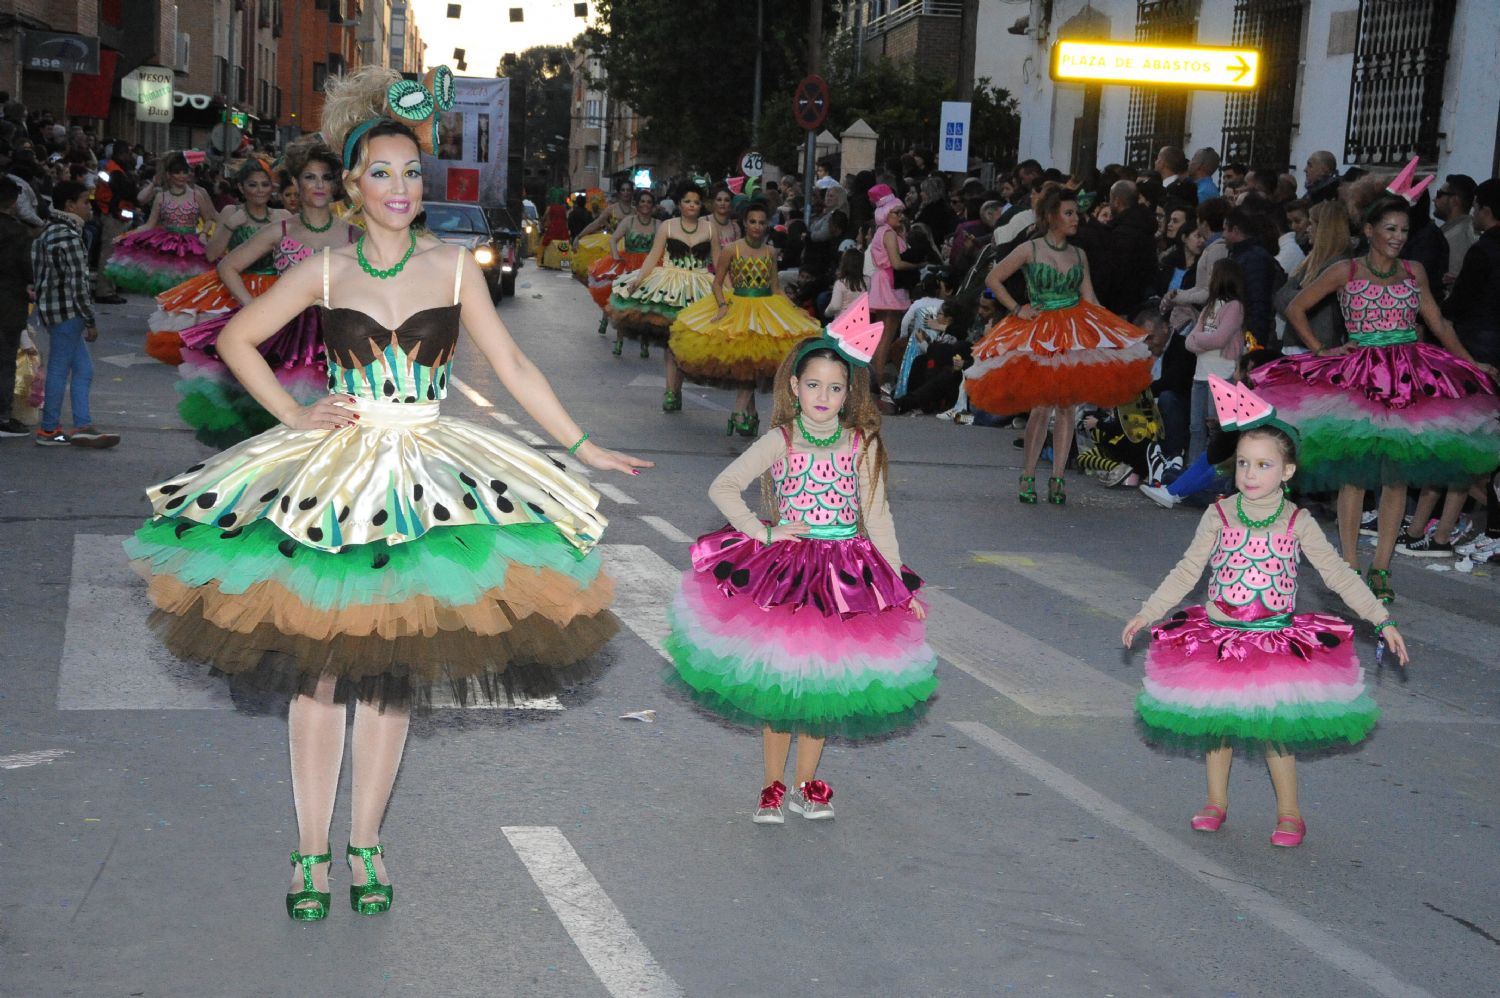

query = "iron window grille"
[[1221, 0, 1306, 173], [1124, 0, 1202, 171], [1344, 0, 1457, 166]]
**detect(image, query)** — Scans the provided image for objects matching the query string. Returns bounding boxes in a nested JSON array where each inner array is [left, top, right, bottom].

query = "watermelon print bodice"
[[771, 436, 861, 540], [1336, 261, 1420, 346], [160, 194, 200, 232], [322, 305, 460, 404], [1207, 504, 1300, 620], [274, 234, 314, 273], [231, 222, 278, 275], [1023, 244, 1085, 311], [623, 230, 655, 253]]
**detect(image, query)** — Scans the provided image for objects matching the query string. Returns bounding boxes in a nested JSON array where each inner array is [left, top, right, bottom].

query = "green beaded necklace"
[[299, 210, 332, 233], [1363, 254, 1399, 280], [796, 413, 843, 448], [356, 232, 417, 280], [245, 206, 272, 224], [1236, 492, 1286, 529]]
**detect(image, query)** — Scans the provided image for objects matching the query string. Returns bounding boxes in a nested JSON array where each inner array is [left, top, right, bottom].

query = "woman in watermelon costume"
[[144, 160, 289, 366], [571, 183, 631, 282], [175, 141, 357, 448], [588, 188, 658, 349], [669, 200, 822, 436], [667, 328, 936, 824], [1250, 162, 1500, 602], [126, 66, 651, 921], [964, 183, 1153, 505], [609, 184, 715, 412], [1124, 377, 1408, 848], [103, 151, 218, 297]]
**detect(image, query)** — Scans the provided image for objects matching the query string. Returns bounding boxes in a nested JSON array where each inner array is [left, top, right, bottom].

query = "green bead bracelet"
[[1378, 619, 1397, 631], [567, 432, 589, 455]]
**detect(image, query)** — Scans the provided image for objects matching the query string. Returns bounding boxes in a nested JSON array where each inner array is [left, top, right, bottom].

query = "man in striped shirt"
[[31, 180, 119, 447]]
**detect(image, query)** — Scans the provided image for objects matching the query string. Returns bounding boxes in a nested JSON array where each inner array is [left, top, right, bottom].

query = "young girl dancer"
[[668, 199, 820, 436], [1124, 376, 1408, 846], [105, 152, 218, 296], [609, 185, 715, 411], [145, 160, 288, 365], [667, 311, 937, 823], [126, 65, 651, 921], [588, 189, 658, 352], [1251, 161, 1500, 601], [964, 183, 1152, 504]]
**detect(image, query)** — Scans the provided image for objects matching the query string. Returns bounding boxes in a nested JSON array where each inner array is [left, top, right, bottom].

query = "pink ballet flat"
[[1270, 815, 1306, 847], [1190, 804, 1227, 832]]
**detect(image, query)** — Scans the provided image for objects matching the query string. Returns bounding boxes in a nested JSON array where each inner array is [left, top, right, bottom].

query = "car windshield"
[[425, 204, 488, 235]]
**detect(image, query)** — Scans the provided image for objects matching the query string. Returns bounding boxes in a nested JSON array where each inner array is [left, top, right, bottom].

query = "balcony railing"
[[865, 1, 962, 36]]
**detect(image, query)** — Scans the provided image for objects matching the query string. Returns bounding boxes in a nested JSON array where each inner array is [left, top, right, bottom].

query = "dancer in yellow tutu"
[[571, 182, 632, 282], [670, 200, 819, 436], [964, 182, 1152, 504]]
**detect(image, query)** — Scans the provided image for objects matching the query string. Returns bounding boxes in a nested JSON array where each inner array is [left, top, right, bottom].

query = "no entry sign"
[[793, 75, 830, 131]]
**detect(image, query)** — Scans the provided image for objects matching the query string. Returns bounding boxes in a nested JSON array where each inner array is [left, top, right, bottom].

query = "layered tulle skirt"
[[571, 232, 613, 282], [587, 251, 647, 311], [964, 302, 1153, 414], [124, 400, 616, 708], [667, 527, 936, 739], [1249, 342, 1500, 490], [145, 272, 277, 366], [1136, 606, 1379, 753], [103, 228, 209, 297], [608, 264, 712, 328], [668, 292, 819, 386]]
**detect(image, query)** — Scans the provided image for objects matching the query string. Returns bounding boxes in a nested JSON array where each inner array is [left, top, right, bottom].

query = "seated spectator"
[[825, 248, 867, 319]]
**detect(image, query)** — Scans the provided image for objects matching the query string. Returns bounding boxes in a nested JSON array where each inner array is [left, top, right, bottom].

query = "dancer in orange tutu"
[[964, 182, 1152, 504], [588, 188, 658, 350]]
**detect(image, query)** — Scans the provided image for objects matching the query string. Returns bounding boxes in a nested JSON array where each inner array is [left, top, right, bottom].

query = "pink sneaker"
[[1270, 815, 1306, 847], [1190, 804, 1227, 832]]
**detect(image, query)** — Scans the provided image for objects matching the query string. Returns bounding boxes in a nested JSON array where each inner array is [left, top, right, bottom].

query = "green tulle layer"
[[126, 516, 599, 611], [665, 633, 936, 740], [176, 375, 277, 449], [1135, 691, 1380, 755], [608, 295, 679, 323], [103, 261, 202, 297], [1294, 416, 1499, 491]]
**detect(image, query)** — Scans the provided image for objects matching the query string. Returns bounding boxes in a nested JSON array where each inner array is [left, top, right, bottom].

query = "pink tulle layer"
[[180, 306, 325, 371], [178, 347, 327, 395], [113, 228, 207, 264], [1252, 341, 1498, 418]]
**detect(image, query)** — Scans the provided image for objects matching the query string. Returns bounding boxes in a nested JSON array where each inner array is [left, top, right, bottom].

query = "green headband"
[[794, 333, 867, 372], [342, 66, 456, 169]]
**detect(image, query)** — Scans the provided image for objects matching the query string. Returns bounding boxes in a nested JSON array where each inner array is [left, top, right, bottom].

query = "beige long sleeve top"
[[1138, 495, 1391, 627], [706, 428, 905, 569]]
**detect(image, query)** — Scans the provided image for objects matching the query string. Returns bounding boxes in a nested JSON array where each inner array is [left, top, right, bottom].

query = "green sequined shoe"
[[597, 314, 609, 336], [735, 413, 760, 438], [285, 849, 332, 921], [1018, 475, 1037, 504], [346, 843, 394, 915], [611, 338, 623, 356], [1048, 476, 1067, 505], [662, 390, 682, 413], [639, 340, 650, 359], [1366, 566, 1395, 604]]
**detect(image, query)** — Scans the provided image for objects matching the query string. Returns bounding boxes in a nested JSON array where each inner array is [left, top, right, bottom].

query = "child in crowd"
[[825, 248, 868, 318], [1185, 258, 1246, 461]]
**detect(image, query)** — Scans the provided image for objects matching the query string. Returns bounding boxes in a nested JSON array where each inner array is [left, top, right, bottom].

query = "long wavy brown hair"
[[760, 337, 890, 526]]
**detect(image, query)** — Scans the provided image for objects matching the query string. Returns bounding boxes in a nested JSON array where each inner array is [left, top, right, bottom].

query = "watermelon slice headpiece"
[[795, 293, 881, 370], [1207, 375, 1300, 449]]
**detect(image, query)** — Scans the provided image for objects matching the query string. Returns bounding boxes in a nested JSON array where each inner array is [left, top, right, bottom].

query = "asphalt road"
[[2, 265, 1497, 998]]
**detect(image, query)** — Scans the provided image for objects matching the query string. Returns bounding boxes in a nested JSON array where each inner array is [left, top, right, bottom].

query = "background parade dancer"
[[570, 181, 633, 283], [144, 159, 288, 366], [609, 184, 716, 412], [666, 314, 936, 825], [174, 141, 357, 448], [587, 188, 659, 352], [668, 199, 820, 436], [1252, 160, 1500, 602], [1124, 377, 1407, 848], [964, 183, 1153, 505], [103, 151, 218, 296], [124, 64, 650, 922]]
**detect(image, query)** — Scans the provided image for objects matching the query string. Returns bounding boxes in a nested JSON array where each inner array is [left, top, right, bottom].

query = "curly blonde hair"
[[759, 337, 890, 524], [319, 65, 427, 217]]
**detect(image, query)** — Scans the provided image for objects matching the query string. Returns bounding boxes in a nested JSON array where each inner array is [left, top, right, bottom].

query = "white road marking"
[[448, 375, 492, 408], [951, 721, 1437, 998], [639, 516, 693, 544], [503, 826, 683, 998], [516, 429, 548, 447], [923, 589, 1135, 717], [600, 544, 680, 659], [0, 749, 73, 770], [99, 353, 157, 368], [489, 411, 519, 426], [594, 483, 637, 505]]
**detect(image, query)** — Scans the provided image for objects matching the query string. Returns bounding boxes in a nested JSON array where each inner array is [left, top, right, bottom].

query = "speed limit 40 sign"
[[739, 150, 764, 178]]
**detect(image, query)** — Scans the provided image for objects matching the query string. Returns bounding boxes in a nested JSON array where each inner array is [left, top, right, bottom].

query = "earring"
[[793, 399, 801, 414]]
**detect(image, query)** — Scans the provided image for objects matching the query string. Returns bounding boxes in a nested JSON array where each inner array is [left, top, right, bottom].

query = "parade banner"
[[422, 76, 509, 205]]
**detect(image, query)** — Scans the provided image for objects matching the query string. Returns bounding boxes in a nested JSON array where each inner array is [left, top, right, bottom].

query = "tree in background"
[[500, 44, 575, 193]]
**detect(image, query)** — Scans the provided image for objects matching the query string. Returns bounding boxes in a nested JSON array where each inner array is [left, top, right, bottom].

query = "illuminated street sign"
[[1051, 40, 1259, 90]]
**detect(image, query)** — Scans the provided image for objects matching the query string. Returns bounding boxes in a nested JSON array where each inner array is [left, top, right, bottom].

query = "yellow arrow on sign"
[[1051, 40, 1261, 91]]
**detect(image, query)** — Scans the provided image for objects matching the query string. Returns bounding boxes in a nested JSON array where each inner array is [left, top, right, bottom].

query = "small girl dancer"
[[667, 305, 938, 823], [1123, 376, 1409, 846]]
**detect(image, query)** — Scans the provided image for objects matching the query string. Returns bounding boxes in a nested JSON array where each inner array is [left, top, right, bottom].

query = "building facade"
[[566, 46, 658, 192], [172, 0, 280, 150], [389, 0, 424, 76], [839, 0, 980, 99], [276, 0, 360, 143], [1004, 0, 1499, 182], [357, 0, 389, 70]]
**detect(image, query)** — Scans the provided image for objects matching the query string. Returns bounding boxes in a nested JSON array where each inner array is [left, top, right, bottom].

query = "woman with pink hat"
[[867, 189, 920, 399]]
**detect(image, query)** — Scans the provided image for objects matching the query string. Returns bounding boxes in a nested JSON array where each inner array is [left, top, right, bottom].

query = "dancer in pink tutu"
[[1123, 376, 1408, 848], [1251, 159, 1500, 602], [666, 305, 937, 824], [103, 152, 218, 296]]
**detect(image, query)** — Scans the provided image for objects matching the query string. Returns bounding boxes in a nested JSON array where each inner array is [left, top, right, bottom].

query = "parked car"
[[483, 204, 524, 297], [422, 201, 522, 300]]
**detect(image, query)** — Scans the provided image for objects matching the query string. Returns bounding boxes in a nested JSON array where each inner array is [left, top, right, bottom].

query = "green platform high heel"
[[611, 338, 623, 357], [1018, 475, 1038, 504], [285, 850, 332, 921], [736, 413, 760, 438], [662, 390, 682, 412], [597, 314, 609, 336], [1048, 476, 1067, 505], [347, 843, 394, 915], [1366, 566, 1395, 604], [639, 340, 650, 359]]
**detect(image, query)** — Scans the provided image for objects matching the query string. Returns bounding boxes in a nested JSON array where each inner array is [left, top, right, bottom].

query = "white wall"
[[1290, 0, 1359, 177], [974, 0, 1035, 100]]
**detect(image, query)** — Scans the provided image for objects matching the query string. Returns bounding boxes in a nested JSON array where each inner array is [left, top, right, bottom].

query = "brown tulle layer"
[[148, 600, 619, 709], [134, 560, 615, 641]]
